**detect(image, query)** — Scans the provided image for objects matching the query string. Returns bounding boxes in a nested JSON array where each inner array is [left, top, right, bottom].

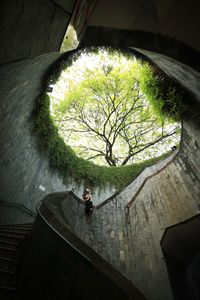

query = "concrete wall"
[[124, 117, 200, 299], [0, 52, 117, 224], [0, 53, 67, 221], [81, 26, 200, 73], [18, 214, 134, 300], [43, 54, 200, 299], [0, 44, 200, 219], [89, 0, 200, 52], [1, 1, 200, 298], [46, 112, 200, 300], [0, 0, 77, 64]]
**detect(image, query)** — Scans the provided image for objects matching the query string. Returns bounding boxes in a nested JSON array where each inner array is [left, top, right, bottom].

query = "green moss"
[[139, 63, 184, 121]]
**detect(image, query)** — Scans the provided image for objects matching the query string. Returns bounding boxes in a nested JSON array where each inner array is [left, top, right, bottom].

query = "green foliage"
[[139, 63, 183, 121], [53, 49, 180, 167], [35, 93, 76, 172], [34, 92, 173, 189], [33, 47, 182, 189]]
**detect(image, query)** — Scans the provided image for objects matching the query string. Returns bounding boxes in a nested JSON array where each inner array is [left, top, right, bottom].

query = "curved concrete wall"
[[0, 0, 77, 64], [47, 113, 200, 300], [1, 1, 200, 298], [0, 52, 118, 223], [41, 54, 200, 300], [1, 46, 200, 222], [89, 0, 200, 52], [0, 53, 66, 219]]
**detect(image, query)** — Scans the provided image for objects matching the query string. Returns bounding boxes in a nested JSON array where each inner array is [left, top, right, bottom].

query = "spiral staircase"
[[0, 224, 32, 300]]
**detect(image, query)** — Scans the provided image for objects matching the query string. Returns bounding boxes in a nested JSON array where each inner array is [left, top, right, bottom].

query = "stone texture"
[[18, 214, 141, 300], [1, 1, 200, 299], [45, 110, 200, 300], [0, 53, 68, 217], [0, 52, 118, 223]]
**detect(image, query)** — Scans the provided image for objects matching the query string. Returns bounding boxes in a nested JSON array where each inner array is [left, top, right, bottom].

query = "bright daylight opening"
[[48, 48, 181, 167], [60, 24, 79, 53]]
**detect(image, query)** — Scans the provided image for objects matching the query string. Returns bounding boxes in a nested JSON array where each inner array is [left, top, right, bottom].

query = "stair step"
[[0, 240, 18, 246], [0, 249, 14, 260], [0, 232, 27, 239], [0, 256, 14, 262], [0, 228, 30, 234], [0, 224, 32, 229], [0, 269, 14, 275], [0, 260, 16, 274], [0, 247, 16, 260], [0, 225, 32, 229], [0, 224, 32, 299], [0, 236, 25, 245], [0, 285, 16, 291], [0, 268, 16, 286], [0, 224, 32, 298], [0, 280, 16, 291], [0, 246, 16, 251]]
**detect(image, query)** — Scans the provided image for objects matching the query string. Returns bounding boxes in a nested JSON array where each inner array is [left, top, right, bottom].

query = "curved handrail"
[[0, 200, 36, 216], [69, 150, 178, 210], [36, 198, 91, 262], [126, 150, 178, 210], [69, 190, 86, 204], [37, 194, 146, 300]]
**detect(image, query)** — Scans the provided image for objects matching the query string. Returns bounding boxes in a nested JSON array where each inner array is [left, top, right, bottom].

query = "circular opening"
[[35, 47, 183, 188], [48, 47, 181, 167]]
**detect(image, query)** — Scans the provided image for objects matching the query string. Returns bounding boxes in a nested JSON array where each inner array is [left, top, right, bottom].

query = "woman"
[[82, 188, 93, 215]]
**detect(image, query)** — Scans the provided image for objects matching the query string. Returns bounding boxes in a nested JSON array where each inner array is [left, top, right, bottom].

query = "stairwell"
[[16, 206, 147, 300], [0, 223, 33, 299]]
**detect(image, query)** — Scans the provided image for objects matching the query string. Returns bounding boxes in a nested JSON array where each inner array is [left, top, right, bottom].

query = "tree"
[[52, 50, 180, 166]]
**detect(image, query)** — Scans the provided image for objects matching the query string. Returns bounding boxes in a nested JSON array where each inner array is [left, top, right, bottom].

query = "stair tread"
[[0, 269, 15, 274], [0, 224, 32, 229], [0, 239, 19, 246], [0, 256, 14, 262], [0, 232, 27, 239], [0, 224, 32, 297], [0, 229, 30, 234], [0, 285, 16, 291], [0, 245, 16, 251]]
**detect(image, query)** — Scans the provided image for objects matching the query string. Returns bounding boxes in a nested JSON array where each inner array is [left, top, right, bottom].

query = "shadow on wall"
[[161, 214, 200, 300], [80, 27, 200, 72]]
